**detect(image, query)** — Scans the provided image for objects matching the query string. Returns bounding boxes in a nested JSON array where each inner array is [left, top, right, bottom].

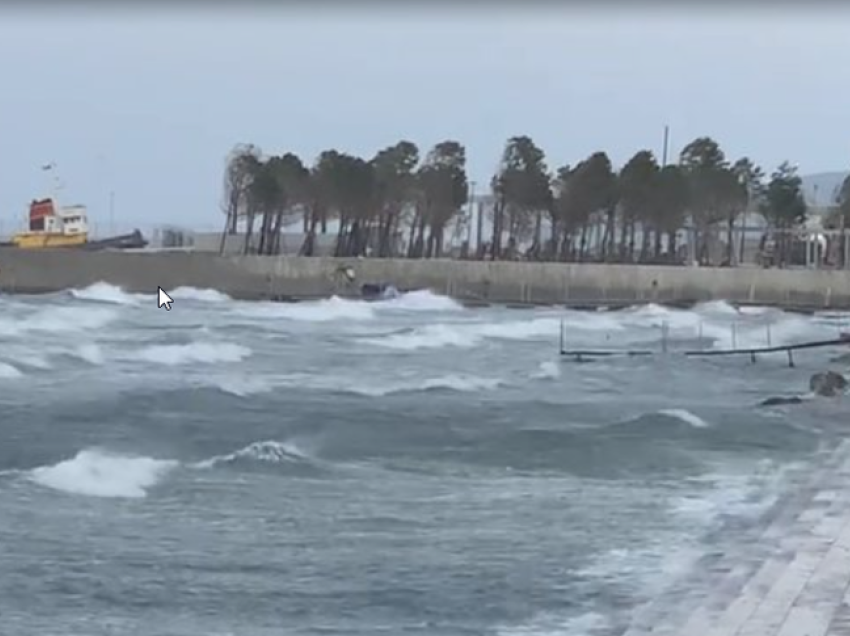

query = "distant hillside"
[[800, 171, 848, 206]]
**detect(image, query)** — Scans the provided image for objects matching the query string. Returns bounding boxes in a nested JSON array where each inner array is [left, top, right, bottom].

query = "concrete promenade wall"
[[2, 247, 850, 309]]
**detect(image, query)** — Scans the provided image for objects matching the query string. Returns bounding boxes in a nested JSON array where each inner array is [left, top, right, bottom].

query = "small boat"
[[12, 197, 88, 248]]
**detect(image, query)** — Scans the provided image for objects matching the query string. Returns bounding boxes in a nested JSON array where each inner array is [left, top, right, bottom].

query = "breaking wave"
[[22, 440, 320, 498], [0, 361, 23, 378], [0, 306, 117, 337], [171, 286, 231, 303], [237, 296, 376, 322], [378, 290, 463, 312], [531, 360, 561, 380], [70, 282, 144, 305], [27, 449, 178, 498], [209, 376, 274, 397], [618, 301, 828, 350], [137, 342, 251, 366], [68, 282, 232, 305], [207, 372, 505, 397], [361, 317, 565, 350], [71, 343, 105, 365], [657, 408, 711, 429], [195, 440, 313, 469]]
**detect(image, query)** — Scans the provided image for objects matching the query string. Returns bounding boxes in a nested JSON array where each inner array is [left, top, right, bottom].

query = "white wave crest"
[[72, 343, 105, 365], [195, 440, 311, 469], [351, 374, 503, 396], [0, 361, 23, 378], [364, 323, 479, 350], [362, 317, 563, 351], [616, 301, 828, 351], [138, 342, 251, 366], [28, 449, 177, 498], [2, 348, 51, 370], [239, 296, 376, 322], [209, 371, 505, 397], [70, 282, 143, 305], [671, 460, 793, 527], [694, 300, 741, 316], [496, 610, 611, 636], [210, 376, 273, 397], [531, 361, 561, 380], [171, 286, 231, 302], [0, 306, 117, 337], [379, 290, 463, 312], [657, 408, 710, 429]]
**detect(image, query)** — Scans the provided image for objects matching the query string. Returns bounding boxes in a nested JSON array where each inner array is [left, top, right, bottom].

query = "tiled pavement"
[[618, 442, 850, 636]]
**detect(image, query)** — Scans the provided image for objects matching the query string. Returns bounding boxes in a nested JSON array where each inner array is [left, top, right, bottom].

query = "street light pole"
[[109, 190, 115, 237]]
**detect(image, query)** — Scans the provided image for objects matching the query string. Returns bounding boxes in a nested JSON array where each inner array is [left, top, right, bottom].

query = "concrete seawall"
[[2, 247, 850, 309]]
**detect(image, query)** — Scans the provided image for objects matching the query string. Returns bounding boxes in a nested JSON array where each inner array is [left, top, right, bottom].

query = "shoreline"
[[1, 248, 849, 313], [1, 284, 830, 315]]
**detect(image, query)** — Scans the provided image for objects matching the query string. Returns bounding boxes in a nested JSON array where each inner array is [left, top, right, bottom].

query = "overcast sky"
[[0, 6, 848, 235]]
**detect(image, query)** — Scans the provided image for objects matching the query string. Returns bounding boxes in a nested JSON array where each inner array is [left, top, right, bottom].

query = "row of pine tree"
[[221, 136, 849, 265]]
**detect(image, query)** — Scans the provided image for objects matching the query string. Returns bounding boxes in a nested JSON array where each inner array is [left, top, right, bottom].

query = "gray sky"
[[0, 7, 848, 235]]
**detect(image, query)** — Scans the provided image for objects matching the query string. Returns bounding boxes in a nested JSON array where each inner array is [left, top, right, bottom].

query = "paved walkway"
[[620, 442, 850, 636]]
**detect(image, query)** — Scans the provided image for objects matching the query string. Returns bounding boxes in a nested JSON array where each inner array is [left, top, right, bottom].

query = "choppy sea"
[[1, 283, 849, 635]]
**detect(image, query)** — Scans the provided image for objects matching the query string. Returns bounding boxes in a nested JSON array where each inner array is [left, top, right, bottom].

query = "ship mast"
[[40, 161, 63, 199]]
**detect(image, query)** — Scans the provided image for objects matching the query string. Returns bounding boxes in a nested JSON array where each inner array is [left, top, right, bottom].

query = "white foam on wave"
[[695, 299, 741, 316], [362, 317, 567, 351], [211, 375, 274, 397], [238, 296, 376, 323], [381, 374, 503, 396], [28, 449, 177, 498], [0, 306, 117, 337], [531, 361, 561, 380], [72, 343, 105, 365], [0, 361, 23, 378], [619, 301, 827, 351], [171, 286, 231, 303], [496, 610, 611, 636], [379, 290, 463, 312], [364, 323, 479, 350], [671, 459, 795, 527], [657, 408, 710, 429], [576, 539, 704, 606], [194, 440, 311, 469], [138, 342, 251, 366], [2, 348, 51, 370], [209, 372, 504, 397], [70, 282, 144, 305]]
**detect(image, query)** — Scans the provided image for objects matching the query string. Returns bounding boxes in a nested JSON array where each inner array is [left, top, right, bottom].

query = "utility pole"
[[661, 125, 670, 167], [468, 180, 477, 245], [109, 190, 115, 236]]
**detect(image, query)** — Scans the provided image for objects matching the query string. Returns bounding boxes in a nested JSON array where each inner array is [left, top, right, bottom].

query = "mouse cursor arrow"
[[157, 286, 174, 311]]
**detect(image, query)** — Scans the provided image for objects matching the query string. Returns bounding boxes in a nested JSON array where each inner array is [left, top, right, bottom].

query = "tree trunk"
[[243, 210, 256, 255], [218, 209, 233, 255], [270, 208, 286, 255], [299, 212, 319, 256], [490, 198, 504, 260], [578, 224, 589, 262], [617, 216, 628, 262], [334, 217, 348, 257], [414, 218, 426, 258], [726, 215, 735, 266]]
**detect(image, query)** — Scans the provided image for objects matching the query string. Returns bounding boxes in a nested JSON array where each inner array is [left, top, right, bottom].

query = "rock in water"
[[809, 371, 848, 397]]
